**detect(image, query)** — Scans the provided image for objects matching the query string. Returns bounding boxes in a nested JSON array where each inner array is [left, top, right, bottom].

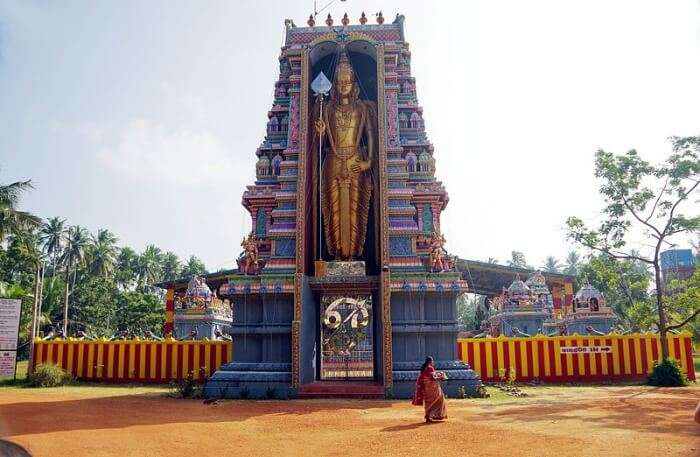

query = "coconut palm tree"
[[161, 252, 182, 281], [506, 251, 528, 269], [542, 256, 562, 273], [59, 226, 90, 335], [182, 255, 207, 278], [40, 217, 65, 282], [137, 245, 163, 289], [86, 229, 119, 277], [563, 250, 581, 276], [0, 176, 41, 242], [115, 246, 139, 290]]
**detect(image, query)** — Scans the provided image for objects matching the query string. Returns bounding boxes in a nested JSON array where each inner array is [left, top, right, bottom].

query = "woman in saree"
[[412, 356, 447, 422]]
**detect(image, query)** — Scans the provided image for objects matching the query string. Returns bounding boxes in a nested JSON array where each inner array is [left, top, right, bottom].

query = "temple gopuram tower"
[[191, 13, 480, 398]]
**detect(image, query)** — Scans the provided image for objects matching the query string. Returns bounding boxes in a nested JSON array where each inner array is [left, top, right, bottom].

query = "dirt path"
[[1, 385, 698, 457]]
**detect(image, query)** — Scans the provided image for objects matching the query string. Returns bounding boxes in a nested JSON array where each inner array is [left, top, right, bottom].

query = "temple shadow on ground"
[[0, 393, 400, 437]]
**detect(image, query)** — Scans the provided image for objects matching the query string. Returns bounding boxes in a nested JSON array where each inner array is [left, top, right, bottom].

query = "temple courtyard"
[[1, 383, 697, 456]]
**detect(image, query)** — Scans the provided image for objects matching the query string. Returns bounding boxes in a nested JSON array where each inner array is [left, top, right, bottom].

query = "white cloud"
[[97, 118, 238, 187]]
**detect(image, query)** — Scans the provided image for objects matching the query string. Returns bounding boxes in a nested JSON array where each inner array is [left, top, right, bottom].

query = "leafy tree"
[[115, 291, 164, 335], [0, 176, 41, 241], [663, 269, 700, 339], [567, 136, 700, 358], [181, 255, 207, 278], [577, 254, 650, 318], [457, 294, 487, 330], [161, 252, 182, 281], [563, 250, 581, 276], [542, 256, 562, 273], [70, 276, 119, 336], [506, 251, 528, 269]]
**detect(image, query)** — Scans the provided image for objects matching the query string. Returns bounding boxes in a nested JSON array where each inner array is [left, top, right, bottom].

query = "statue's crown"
[[337, 49, 354, 75]]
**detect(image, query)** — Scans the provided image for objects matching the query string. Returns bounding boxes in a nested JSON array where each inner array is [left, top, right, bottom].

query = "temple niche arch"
[[308, 38, 381, 273], [405, 151, 417, 173]]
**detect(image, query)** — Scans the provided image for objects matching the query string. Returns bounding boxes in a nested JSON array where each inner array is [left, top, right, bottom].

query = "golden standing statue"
[[315, 50, 377, 260]]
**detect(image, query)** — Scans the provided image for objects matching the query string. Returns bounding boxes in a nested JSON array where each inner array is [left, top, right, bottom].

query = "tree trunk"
[[653, 261, 669, 359], [63, 262, 70, 336], [35, 264, 44, 337], [28, 263, 41, 376]]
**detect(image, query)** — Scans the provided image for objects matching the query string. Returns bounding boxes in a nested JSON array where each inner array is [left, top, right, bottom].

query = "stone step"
[[297, 382, 385, 399]]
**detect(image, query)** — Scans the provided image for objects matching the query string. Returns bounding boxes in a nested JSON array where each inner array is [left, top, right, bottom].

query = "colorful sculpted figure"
[[314, 48, 377, 260], [427, 230, 449, 272], [238, 232, 261, 275]]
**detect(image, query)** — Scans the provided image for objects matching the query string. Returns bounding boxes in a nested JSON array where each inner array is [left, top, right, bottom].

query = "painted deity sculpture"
[[426, 231, 451, 272], [237, 232, 264, 275], [315, 50, 377, 260]]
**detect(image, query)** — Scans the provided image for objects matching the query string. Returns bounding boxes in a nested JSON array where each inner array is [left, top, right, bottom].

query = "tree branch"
[[577, 240, 654, 264], [662, 179, 700, 236], [666, 308, 700, 331], [621, 195, 662, 237], [645, 177, 669, 223]]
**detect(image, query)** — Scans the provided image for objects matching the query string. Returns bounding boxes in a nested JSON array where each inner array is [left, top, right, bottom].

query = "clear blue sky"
[[1, 1, 699, 270]]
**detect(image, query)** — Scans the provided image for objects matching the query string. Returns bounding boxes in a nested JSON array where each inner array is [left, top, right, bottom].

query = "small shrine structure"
[[487, 273, 618, 337], [172, 276, 232, 340]]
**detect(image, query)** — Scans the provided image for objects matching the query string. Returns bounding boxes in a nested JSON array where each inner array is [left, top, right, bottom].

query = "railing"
[[458, 333, 695, 382], [31, 338, 232, 383]]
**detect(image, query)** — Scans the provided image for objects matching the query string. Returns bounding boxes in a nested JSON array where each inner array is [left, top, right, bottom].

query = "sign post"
[[0, 298, 22, 380]]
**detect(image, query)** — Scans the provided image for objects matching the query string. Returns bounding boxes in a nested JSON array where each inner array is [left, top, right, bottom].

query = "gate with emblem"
[[320, 295, 374, 380]]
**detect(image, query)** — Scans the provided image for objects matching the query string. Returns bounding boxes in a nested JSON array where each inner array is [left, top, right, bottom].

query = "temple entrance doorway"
[[319, 295, 374, 380]]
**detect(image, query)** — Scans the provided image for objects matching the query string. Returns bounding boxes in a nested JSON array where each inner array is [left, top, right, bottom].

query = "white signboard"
[[0, 350, 17, 377], [0, 298, 22, 350], [560, 346, 612, 354]]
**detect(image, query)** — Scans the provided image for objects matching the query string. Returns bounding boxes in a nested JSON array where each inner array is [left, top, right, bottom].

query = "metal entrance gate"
[[320, 296, 373, 380]]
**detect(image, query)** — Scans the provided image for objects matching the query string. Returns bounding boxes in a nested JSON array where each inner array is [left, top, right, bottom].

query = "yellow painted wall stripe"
[[543, 339, 551, 376], [644, 337, 654, 374], [553, 338, 562, 376], [117, 343, 125, 379], [215, 344, 222, 370], [532, 341, 540, 378], [483, 341, 493, 378], [204, 343, 212, 376], [76, 343, 84, 377], [128, 343, 136, 379], [46, 343, 54, 367]]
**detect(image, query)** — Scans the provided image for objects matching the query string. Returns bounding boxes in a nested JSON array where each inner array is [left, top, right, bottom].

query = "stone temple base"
[[392, 361, 482, 399], [204, 363, 293, 399]]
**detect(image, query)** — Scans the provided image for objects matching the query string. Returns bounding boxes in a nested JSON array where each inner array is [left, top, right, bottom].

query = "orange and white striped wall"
[[31, 338, 232, 383], [458, 333, 695, 382]]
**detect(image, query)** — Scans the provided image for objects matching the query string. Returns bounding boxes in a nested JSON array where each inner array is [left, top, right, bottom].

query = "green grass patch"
[[0, 359, 28, 386]]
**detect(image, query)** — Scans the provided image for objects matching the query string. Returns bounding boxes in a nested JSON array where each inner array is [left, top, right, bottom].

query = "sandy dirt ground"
[[0, 384, 698, 457]]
